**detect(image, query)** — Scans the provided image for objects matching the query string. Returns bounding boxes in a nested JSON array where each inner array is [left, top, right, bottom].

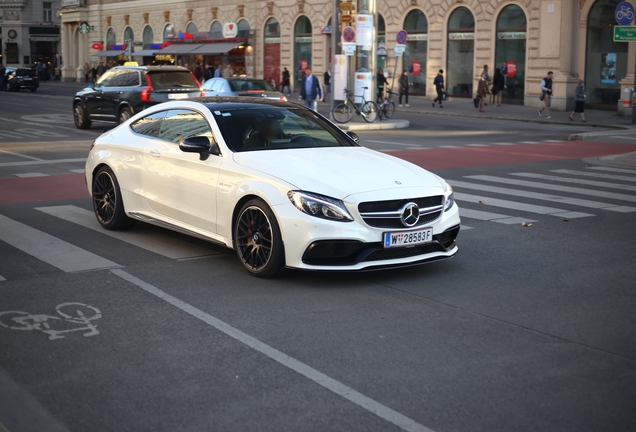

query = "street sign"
[[342, 42, 356, 56], [342, 26, 356, 43], [377, 46, 388, 57], [396, 29, 408, 44], [614, 25, 636, 41], [340, 2, 354, 11], [615, 1, 635, 25], [340, 14, 352, 23], [394, 43, 406, 56]]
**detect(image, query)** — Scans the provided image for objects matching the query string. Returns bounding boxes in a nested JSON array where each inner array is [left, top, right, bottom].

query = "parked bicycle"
[[378, 89, 397, 120], [332, 88, 378, 123]]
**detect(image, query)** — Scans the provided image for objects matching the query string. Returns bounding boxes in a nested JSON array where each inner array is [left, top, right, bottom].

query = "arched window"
[[106, 28, 116, 49], [163, 24, 175, 42], [403, 9, 428, 95], [447, 7, 474, 97], [264, 18, 281, 87], [586, 0, 626, 106], [237, 19, 250, 38], [123, 27, 134, 46], [294, 16, 312, 85], [185, 22, 198, 35], [496, 5, 527, 103], [210, 21, 222, 38], [376, 14, 386, 70], [143, 26, 154, 48]]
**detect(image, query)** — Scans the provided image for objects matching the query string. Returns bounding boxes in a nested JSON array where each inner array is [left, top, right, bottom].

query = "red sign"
[[505, 61, 517, 78], [342, 26, 356, 43], [411, 61, 422, 76], [91, 43, 103, 50], [396, 29, 408, 44], [300, 60, 308, 72]]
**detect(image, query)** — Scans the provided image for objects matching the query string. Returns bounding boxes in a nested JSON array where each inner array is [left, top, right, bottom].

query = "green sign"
[[614, 25, 636, 41]]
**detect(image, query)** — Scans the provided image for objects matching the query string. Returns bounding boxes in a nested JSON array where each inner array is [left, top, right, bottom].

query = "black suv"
[[73, 65, 202, 129], [5, 67, 39, 92]]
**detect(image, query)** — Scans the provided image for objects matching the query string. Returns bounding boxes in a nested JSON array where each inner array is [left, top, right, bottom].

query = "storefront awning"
[[189, 42, 242, 55], [90, 50, 127, 57], [156, 43, 205, 55], [132, 49, 157, 57]]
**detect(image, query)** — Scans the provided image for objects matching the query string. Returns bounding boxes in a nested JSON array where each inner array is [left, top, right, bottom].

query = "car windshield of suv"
[[209, 106, 357, 152], [16, 69, 34, 77], [228, 79, 276, 92], [149, 71, 199, 90]]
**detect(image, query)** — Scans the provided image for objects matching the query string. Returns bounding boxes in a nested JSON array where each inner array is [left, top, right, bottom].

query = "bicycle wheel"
[[384, 101, 396, 119], [56, 303, 102, 322], [332, 103, 353, 123], [361, 101, 378, 123]]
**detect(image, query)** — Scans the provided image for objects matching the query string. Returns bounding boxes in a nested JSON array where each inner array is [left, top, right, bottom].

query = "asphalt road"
[[1, 86, 636, 432]]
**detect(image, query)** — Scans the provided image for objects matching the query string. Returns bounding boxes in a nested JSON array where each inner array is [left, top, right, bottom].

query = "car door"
[[86, 70, 116, 118], [143, 108, 221, 233], [100, 70, 128, 118]]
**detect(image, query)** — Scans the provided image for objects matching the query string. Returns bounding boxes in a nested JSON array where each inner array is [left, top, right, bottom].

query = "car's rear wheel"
[[74, 103, 91, 129], [92, 166, 136, 230], [234, 199, 285, 278], [30, 88, 37, 92], [118, 107, 133, 124]]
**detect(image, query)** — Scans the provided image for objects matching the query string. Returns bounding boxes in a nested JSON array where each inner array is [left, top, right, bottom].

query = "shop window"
[[238, 19, 250, 38], [210, 21, 223, 39], [294, 16, 312, 86], [377, 14, 386, 71], [43, 2, 53, 22], [124, 27, 134, 46], [143, 26, 154, 49], [163, 24, 175, 42], [186, 22, 198, 36], [106, 28, 116, 49], [403, 9, 428, 95], [586, 0, 626, 106], [495, 5, 527, 103], [264, 18, 281, 88], [447, 7, 474, 97]]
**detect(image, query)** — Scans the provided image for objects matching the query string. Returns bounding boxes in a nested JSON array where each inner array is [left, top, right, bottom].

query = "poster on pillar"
[[354, 71, 373, 104], [355, 14, 374, 50], [334, 55, 347, 101]]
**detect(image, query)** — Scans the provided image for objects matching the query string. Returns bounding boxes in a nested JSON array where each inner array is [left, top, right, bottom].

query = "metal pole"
[[632, 43, 636, 124], [331, 0, 338, 118]]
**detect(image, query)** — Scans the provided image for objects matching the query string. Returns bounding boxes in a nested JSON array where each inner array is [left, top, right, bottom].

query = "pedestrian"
[[203, 64, 212, 82], [54, 65, 60, 81], [408, 63, 414, 86], [323, 67, 331, 97], [538, 71, 554, 119], [376, 68, 388, 103], [223, 64, 234, 78], [194, 62, 203, 82], [477, 73, 489, 112], [501, 62, 508, 89], [214, 64, 222, 78], [481, 64, 490, 82], [96, 61, 106, 79], [300, 67, 322, 111], [0, 62, 6, 91], [432, 69, 445, 108], [398, 70, 409, 107], [280, 67, 291, 95], [91, 64, 98, 83], [492, 67, 505, 107], [83, 62, 90, 83], [569, 80, 587, 122]]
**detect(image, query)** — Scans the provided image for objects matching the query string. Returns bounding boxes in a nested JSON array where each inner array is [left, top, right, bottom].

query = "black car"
[[73, 65, 202, 129], [5, 67, 39, 92]]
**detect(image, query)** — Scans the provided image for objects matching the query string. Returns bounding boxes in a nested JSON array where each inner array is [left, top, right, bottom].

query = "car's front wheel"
[[74, 103, 91, 129], [92, 166, 136, 230], [118, 107, 133, 124], [234, 199, 285, 278]]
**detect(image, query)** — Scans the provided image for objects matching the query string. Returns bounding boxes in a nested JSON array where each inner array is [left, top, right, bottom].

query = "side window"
[[121, 71, 140, 87], [96, 70, 115, 87], [212, 80, 224, 92], [130, 111, 167, 138], [108, 70, 126, 87], [202, 79, 215, 90], [159, 109, 215, 144]]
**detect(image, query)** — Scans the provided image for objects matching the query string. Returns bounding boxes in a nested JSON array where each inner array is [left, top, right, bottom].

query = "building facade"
[[1, 0, 61, 68], [57, 0, 634, 112]]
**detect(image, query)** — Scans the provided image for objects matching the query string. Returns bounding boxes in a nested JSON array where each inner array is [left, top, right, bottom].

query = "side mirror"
[[346, 131, 360, 143], [180, 136, 213, 160]]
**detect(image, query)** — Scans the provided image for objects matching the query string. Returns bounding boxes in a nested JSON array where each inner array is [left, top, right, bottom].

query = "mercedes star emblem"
[[400, 202, 420, 227]]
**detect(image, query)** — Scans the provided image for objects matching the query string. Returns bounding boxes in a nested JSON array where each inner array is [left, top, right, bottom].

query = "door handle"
[[148, 151, 161, 157]]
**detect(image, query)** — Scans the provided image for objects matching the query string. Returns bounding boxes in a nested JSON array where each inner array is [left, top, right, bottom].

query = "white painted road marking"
[[510, 172, 636, 192], [0, 149, 44, 161], [111, 268, 435, 432], [36, 205, 220, 260], [0, 275, 5, 282], [459, 208, 538, 225], [13, 173, 49, 178], [453, 192, 594, 218], [0, 214, 120, 273], [587, 166, 636, 174], [551, 169, 636, 182], [0, 158, 86, 167], [365, 140, 419, 148]]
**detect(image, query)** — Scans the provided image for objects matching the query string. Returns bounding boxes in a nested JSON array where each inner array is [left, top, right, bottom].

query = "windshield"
[[16, 69, 34, 77], [149, 71, 199, 89], [210, 106, 358, 152], [228, 79, 276, 92]]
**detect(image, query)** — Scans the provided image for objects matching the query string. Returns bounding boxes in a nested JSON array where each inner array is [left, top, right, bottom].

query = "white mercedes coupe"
[[85, 98, 460, 277]]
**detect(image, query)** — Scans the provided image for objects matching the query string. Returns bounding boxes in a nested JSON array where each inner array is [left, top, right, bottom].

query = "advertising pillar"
[[353, 0, 376, 105]]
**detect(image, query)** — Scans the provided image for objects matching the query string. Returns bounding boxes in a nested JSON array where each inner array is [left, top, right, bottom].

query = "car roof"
[[198, 97, 302, 110], [109, 65, 191, 73]]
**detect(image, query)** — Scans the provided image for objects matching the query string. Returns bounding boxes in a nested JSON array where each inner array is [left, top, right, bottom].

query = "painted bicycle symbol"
[[0, 303, 101, 340], [617, 5, 634, 20]]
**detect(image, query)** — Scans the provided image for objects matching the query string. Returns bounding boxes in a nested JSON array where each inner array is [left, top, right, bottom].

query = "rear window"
[[228, 80, 276, 92], [148, 72, 199, 90], [16, 69, 34, 77]]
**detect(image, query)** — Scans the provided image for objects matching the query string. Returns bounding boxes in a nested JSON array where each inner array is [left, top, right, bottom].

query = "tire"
[[30, 88, 37, 93], [384, 101, 395, 119], [118, 106, 133, 124], [361, 101, 378, 123], [332, 102, 353, 124], [233, 199, 285, 278], [91, 166, 136, 230], [74, 103, 91, 129]]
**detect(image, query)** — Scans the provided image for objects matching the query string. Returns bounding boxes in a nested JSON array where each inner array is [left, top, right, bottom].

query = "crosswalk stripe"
[[13, 172, 49, 178], [551, 169, 636, 183], [492, 142, 515, 145], [35, 205, 219, 260], [459, 208, 537, 224], [0, 214, 120, 273], [0, 158, 86, 168], [518, 141, 540, 144], [453, 192, 594, 218], [450, 180, 636, 212], [587, 166, 636, 175], [0, 275, 6, 282], [465, 144, 488, 147], [544, 140, 564, 143], [467, 175, 636, 204], [510, 172, 636, 192], [459, 225, 474, 230]]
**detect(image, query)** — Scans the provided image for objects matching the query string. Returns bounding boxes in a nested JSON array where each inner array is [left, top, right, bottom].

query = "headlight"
[[287, 191, 354, 222], [444, 182, 454, 211]]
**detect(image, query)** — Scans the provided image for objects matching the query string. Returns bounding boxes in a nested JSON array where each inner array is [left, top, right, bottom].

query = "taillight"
[[280, 96, 288, 102], [141, 74, 153, 103], [190, 72, 201, 88]]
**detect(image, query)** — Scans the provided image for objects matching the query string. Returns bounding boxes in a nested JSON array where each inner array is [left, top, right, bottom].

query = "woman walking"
[[398, 70, 409, 107], [569, 80, 586, 122], [477, 73, 489, 112], [492, 68, 505, 107], [83, 63, 90, 83]]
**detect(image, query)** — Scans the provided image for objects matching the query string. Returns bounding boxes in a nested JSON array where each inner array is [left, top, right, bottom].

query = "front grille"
[[358, 195, 444, 229], [361, 243, 446, 262]]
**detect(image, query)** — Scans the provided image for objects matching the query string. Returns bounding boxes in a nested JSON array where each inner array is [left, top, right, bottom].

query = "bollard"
[[624, 87, 633, 107]]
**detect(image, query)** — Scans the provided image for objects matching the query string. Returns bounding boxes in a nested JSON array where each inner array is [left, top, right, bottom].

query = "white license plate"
[[383, 228, 433, 248], [168, 93, 188, 99], [24, 78, 33, 81]]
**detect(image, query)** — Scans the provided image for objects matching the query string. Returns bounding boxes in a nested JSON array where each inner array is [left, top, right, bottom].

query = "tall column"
[[558, 0, 578, 77], [61, 23, 73, 81]]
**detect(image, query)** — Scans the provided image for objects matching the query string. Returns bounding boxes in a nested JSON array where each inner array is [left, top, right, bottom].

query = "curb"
[[568, 129, 636, 141], [339, 119, 410, 131]]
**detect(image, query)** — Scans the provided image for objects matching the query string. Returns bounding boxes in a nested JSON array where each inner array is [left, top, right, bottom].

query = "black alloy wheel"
[[74, 103, 91, 129], [92, 166, 135, 230], [119, 107, 133, 124], [234, 199, 285, 278]]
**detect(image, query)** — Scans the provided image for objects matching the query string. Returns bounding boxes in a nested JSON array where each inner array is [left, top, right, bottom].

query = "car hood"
[[232, 147, 444, 199]]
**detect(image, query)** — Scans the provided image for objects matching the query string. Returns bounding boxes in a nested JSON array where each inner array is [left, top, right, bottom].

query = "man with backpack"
[[432, 69, 445, 108], [538, 71, 553, 119]]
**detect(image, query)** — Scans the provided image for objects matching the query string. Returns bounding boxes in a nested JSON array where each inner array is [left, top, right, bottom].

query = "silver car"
[[202, 77, 287, 101]]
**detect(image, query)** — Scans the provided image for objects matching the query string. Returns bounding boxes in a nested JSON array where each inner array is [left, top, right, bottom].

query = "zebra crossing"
[[450, 165, 636, 228]]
